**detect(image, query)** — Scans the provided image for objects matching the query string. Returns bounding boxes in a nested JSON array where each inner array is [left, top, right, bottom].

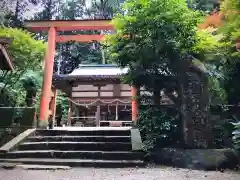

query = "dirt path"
[[0, 167, 239, 180]]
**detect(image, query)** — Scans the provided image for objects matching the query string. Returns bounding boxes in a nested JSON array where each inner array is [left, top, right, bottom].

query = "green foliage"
[[20, 71, 42, 92], [0, 27, 46, 71], [138, 106, 181, 151], [105, 0, 230, 149], [221, 0, 240, 43], [218, 0, 240, 104], [2, 0, 41, 27], [85, 0, 125, 18], [209, 76, 227, 104], [33, 0, 60, 20], [0, 83, 17, 106], [0, 27, 46, 107], [192, 29, 228, 104], [193, 29, 229, 63], [109, 0, 202, 59], [20, 70, 43, 106], [106, 0, 205, 92], [232, 122, 240, 151], [187, 0, 220, 12], [220, 0, 240, 56], [56, 92, 69, 120], [213, 121, 234, 148], [106, 0, 226, 103], [188, 26, 231, 104]]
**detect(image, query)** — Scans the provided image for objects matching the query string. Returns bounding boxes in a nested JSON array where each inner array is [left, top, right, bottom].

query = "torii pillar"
[[39, 27, 56, 127], [131, 86, 138, 124]]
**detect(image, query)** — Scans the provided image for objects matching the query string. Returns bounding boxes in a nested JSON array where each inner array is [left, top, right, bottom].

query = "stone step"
[[2, 150, 144, 160], [35, 129, 131, 137], [0, 158, 144, 168], [26, 136, 131, 143], [18, 142, 132, 151]]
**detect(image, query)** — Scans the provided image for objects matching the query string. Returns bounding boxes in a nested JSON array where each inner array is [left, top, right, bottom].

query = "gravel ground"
[[0, 167, 239, 180]]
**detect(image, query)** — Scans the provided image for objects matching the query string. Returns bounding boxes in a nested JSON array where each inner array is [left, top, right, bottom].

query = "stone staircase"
[[0, 128, 145, 167]]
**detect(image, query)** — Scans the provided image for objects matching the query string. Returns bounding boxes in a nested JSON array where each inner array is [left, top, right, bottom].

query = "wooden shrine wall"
[[71, 84, 132, 99], [71, 84, 150, 99]]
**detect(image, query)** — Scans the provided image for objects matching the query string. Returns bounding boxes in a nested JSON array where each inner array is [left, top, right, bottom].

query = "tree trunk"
[[14, 0, 20, 21], [153, 81, 161, 105]]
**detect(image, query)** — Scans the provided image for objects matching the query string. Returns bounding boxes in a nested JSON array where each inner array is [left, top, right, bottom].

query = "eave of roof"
[[69, 64, 128, 76], [25, 19, 112, 22], [52, 64, 127, 92], [53, 74, 121, 82]]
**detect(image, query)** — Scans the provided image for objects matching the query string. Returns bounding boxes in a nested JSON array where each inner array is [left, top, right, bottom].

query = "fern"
[[232, 122, 240, 151]]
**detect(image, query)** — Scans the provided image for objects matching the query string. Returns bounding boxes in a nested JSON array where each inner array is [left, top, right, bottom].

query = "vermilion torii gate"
[[24, 19, 138, 127]]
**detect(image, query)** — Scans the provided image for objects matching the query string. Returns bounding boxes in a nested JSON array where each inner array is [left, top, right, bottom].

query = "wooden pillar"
[[96, 86, 101, 127], [96, 105, 101, 127], [115, 103, 119, 120], [67, 100, 72, 126], [39, 27, 56, 125], [50, 88, 57, 126], [131, 86, 138, 123]]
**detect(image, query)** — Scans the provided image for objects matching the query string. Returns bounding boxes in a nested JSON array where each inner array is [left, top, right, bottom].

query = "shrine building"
[[53, 64, 137, 127]]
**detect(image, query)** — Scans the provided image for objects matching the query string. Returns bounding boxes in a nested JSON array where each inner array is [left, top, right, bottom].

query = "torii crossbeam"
[[24, 19, 138, 127]]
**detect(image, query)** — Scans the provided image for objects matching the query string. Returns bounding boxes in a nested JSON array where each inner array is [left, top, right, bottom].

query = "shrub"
[[138, 105, 181, 152], [212, 118, 235, 148], [232, 122, 240, 151]]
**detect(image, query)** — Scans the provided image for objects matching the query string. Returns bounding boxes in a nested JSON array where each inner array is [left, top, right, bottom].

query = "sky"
[[1, 0, 113, 20], [0, 0, 42, 19], [25, 4, 42, 18], [24, 0, 86, 19]]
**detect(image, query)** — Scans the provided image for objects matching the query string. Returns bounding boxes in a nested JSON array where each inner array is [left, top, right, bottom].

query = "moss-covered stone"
[[150, 148, 239, 170], [38, 120, 48, 129]]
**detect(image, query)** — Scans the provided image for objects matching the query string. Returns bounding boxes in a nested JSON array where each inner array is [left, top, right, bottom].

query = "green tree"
[[20, 71, 42, 107], [219, 0, 240, 105], [2, 0, 41, 27], [85, 0, 125, 18], [193, 28, 229, 104], [221, 0, 240, 42], [106, 0, 226, 148], [59, 0, 84, 20], [0, 28, 45, 71], [107, 0, 202, 101], [33, 0, 60, 20], [0, 27, 46, 106]]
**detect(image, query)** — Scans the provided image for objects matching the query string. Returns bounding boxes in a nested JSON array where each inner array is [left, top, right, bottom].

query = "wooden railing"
[[70, 116, 132, 127]]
